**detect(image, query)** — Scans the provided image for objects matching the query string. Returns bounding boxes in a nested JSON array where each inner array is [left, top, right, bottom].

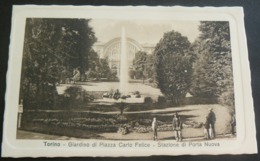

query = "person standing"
[[230, 113, 236, 136], [204, 115, 210, 139], [173, 113, 182, 142], [207, 108, 216, 139], [152, 117, 158, 141]]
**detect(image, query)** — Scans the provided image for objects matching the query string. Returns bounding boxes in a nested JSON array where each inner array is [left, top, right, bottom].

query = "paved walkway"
[[17, 130, 235, 141], [17, 130, 82, 140]]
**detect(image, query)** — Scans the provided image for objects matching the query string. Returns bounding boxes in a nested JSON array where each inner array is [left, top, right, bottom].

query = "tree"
[[58, 19, 97, 81], [154, 30, 191, 105], [20, 18, 96, 108], [145, 54, 157, 83], [145, 54, 155, 77], [99, 59, 113, 78], [132, 51, 157, 83], [86, 51, 117, 81], [192, 21, 233, 97], [133, 51, 147, 83], [191, 21, 234, 109]]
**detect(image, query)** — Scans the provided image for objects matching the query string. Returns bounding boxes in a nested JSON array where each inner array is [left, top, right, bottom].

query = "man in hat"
[[207, 108, 216, 139]]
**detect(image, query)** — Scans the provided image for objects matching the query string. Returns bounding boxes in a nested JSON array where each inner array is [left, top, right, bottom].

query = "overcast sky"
[[89, 19, 201, 44]]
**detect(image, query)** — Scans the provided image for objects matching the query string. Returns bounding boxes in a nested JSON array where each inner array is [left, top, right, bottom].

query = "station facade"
[[93, 37, 155, 76]]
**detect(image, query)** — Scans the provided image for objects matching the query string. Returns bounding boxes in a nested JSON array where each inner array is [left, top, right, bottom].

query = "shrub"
[[182, 97, 218, 105], [148, 78, 154, 83], [32, 118, 118, 132], [61, 86, 94, 108], [218, 91, 235, 113], [144, 97, 153, 105], [117, 125, 129, 135], [136, 119, 152, 126], [133, 91, 140, 95], [115, 115, 128, 124], [23, 84, 58, 109], [157, 96, 166, 108], [157, 124, 172, 131], [218, 91, 234, 108], [134, 126, 151, 133]]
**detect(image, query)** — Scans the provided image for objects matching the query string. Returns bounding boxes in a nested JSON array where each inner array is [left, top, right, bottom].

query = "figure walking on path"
[[152, 117, 158, 141], [172, 112, 182, 142], [207, 108, 216, 139], [230, 113, 236, 136]]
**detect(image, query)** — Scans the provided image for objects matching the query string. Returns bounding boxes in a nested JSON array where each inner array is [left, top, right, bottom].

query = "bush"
[[60, 86, 94, 108], [218, 91, 235, 112], [144, 97, 153, 105], [32, 117, 119, 132], [133, 91, 140, 95], [148, 78, 154, 83], [136, 119, 152, 126], [134, 126, 151, 133], [157, 124, 172, 131], [107, 70, 118, 81], [23, 84, 58, 109], [117, 125, 129, 135], [115, 115, 128, 124], [157, 96, 166, 108]]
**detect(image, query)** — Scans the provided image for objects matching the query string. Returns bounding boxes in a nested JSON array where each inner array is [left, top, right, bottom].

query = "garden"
[[19, 104, 233, 140]]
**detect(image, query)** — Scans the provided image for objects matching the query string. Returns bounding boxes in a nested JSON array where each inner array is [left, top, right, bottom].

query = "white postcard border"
[[2, 5, 257, 157]]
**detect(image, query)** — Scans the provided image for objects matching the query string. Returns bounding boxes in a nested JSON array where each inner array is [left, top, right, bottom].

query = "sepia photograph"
[[1, 6, 257, 157], [17, 18, 236, 142]]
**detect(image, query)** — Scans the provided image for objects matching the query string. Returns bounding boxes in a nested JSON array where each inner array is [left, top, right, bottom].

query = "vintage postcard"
[[2, 5, 257, 157]]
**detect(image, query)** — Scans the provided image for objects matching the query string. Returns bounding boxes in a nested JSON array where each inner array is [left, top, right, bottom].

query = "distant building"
[[93, 37, 155, 76]]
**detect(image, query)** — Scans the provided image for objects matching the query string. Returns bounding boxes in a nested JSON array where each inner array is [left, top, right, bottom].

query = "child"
[[204, 115, 210, 140], [208, 123, 214, 139]]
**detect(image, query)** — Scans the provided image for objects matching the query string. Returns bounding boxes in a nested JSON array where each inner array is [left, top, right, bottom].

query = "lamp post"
[[17, 99, 23, 129]]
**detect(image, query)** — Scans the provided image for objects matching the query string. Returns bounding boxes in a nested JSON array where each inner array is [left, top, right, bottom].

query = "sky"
[[89, 19, 201, 44]]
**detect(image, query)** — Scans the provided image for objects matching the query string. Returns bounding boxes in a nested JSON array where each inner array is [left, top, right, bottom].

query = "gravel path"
[[17, 130, 235, 141]]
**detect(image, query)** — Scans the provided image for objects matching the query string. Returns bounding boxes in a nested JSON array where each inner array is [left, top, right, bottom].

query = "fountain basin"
[[95, 96, 144, 105]]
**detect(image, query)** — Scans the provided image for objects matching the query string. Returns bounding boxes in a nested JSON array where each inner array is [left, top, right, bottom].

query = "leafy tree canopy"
[[191, 21, 233, 101], [132, 51, 148, 82], [154, 30, 191, 104], [20, 18, 96, 108]]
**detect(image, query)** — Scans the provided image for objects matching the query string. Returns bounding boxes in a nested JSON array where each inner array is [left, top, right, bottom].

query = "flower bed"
[[22, 110, 180, 137]]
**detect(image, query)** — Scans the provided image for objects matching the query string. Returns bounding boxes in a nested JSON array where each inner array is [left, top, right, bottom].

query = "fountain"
[[119, 26, 129, 95], [94, 27, 144, 108]]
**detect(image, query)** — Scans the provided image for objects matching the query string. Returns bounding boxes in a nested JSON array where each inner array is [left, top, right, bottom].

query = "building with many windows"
[[93, 37, 155, 76]]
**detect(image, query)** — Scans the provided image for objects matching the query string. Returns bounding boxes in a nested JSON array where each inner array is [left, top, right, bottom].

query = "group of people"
[[151, 108, 219, 141], [152, 112, 183, 141]]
